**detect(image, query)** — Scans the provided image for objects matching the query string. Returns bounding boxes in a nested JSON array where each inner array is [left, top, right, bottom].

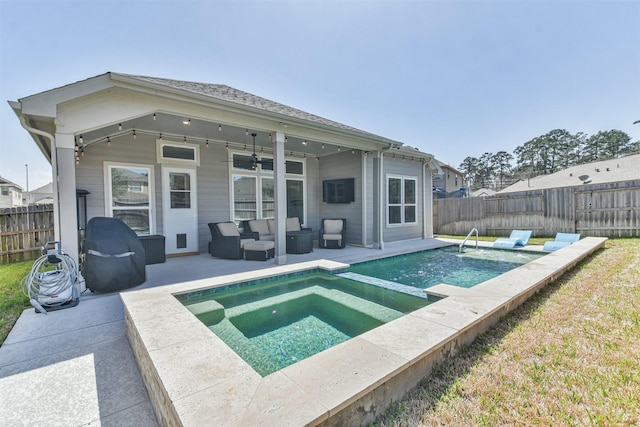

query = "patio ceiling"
[[77, 111, 358, 160]]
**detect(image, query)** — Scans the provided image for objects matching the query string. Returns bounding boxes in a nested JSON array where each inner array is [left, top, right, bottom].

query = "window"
[[105, 163, 154, 234], [387, 176, 417, 226], [230, 150, 306, 226], [157, 140, 200, 165], [1, 188, 8, 196]]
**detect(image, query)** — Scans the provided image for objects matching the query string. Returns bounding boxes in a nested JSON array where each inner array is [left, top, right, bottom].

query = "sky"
[[1, 0, 639, 190]]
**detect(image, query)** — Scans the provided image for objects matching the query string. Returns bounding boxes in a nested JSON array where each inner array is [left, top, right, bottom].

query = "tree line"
[[459, 129, 639, 191]]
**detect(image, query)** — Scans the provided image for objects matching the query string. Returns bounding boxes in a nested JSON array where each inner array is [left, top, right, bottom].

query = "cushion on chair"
[[267, 219, 277, 235], [217, 222, 240, 237], [240, 238, 256, 248], [323, 219, 343, 234], [249, 220, 270, 237], [286, 217, 302, 232]]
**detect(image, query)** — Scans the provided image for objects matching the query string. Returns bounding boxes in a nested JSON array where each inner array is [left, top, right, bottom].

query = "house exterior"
[[9, 72, 440, 265], [0, 176, 23, 208], [498, 154, 640, 193], [432, 160, 466, 198], [24, 182, 54, 205]]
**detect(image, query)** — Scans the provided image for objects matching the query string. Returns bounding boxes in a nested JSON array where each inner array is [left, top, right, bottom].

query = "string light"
[[153, 113, 156, 121], [183, 136, 187, 144], [218, 124, 222, 131], [338, 146, 341, 152], [79, 135, 84, 144], [107, 136, 111, 146], [183, 118, 191, 126], [133, 130, 136, 140], [352, 149, 355, 154], [225, 142, 229, 150], [321, 143, 325, 149], [302, 139, 307, 146], [244, 145, 247, 152], [118, 123, 122, 130], [205, 139, 209, 148], [245, 129, 249, 136], [159, 133, 163, 141]]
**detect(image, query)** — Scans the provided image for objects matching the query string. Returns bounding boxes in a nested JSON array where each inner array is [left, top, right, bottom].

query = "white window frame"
[[156, 139, 200, 166], [386, 175, 418, 227], [228, 149, 307, 226], [104, 161, 156, 235]]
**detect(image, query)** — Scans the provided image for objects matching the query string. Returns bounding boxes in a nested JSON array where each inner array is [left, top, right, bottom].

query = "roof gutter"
[[15, 110, 61, 242]]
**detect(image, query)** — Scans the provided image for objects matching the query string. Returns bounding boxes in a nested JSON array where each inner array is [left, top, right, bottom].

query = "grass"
[[373, 238, 640, 426], [0, 260, 33, 345]]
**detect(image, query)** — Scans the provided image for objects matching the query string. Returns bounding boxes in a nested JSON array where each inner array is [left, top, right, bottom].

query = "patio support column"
[[377, 150, 385, 250], [273, 131, 287, 265], [54, 132, 79, 264]]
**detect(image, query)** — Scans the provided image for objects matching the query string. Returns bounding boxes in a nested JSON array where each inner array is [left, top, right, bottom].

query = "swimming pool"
[[123, 237, 606, 426], [179, 273, 434, 376], [348, 246, 544, 289]]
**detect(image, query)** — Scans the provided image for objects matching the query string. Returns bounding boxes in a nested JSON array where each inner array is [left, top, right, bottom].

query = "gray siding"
[[319, 151, 363, 245]]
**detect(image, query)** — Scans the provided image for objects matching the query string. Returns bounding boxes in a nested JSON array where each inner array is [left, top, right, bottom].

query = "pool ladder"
[[459, 227, 479, 252]]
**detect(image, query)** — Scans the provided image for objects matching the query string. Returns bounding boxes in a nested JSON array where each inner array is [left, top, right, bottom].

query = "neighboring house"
[[24, 182, 54, 205], [472, 188, 496, 198], [9, 72, 440, 264], [499, 154, 640, 193], [0, 176, 23, 208], [432, 160, 466, 198]]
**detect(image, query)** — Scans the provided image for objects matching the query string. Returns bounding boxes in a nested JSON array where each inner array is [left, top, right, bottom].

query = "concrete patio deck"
[[0, 238, 456, 426]]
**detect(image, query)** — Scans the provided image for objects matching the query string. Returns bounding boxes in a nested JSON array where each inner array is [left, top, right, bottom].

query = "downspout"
[[17, 114, 61, 242], [361, 151, 369, 247], [377, 144, 396, 250], [423, 160, 428, 239]]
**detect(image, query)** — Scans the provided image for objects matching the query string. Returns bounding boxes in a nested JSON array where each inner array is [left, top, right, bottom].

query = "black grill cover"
[[82, 217, 146, 292]]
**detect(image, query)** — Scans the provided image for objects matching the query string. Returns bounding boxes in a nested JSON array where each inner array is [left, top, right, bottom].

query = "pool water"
[[348, 246, 543, 289], [181, 273, 432, 376]]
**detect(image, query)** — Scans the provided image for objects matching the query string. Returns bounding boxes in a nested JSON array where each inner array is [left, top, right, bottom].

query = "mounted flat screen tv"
[[323, 178, 355, 204]]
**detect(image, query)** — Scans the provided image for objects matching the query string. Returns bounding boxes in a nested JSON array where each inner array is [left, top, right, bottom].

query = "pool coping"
[[121, 237, 607, 426]]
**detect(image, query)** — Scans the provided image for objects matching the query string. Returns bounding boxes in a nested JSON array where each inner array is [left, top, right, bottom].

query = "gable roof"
[[499, 154, 640, 193], [0, 176, 23, 190], [120, 74, 386, 140]]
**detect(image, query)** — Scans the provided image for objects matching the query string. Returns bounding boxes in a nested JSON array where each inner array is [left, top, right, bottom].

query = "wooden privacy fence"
[[0, 205, 55, 263], [434, 179, 640, 238]]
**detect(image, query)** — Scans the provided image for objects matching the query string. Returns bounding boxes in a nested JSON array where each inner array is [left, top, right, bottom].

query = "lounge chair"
[[543, 233, 581, 251], [493, 230, 532, 249]]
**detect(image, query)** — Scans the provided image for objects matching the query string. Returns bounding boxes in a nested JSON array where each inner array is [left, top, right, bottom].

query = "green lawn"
[[0, 261, 33, 345], [373, 238, 640, 426]]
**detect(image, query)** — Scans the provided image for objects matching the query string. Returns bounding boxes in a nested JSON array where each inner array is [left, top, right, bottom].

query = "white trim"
[[227, 148, 308, 226], [156, 139, 200, 166], [103, 161, 156, 235], [386, 174, 418, 227]]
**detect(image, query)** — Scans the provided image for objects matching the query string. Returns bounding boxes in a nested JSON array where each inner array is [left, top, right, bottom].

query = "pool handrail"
[[459, 227, 479, 252]]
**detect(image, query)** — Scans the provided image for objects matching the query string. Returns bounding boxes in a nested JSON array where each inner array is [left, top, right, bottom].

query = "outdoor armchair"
[[208, 222, 256, 259], [319, 218, 346, 249]]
